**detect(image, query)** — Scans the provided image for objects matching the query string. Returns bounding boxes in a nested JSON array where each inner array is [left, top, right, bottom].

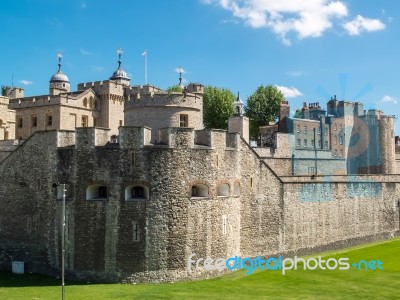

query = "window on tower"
[[180, 114, 189, 127]]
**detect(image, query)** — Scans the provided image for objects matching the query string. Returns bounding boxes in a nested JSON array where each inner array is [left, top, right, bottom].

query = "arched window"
[[217, 183, 230, 197], [89, 97, 94, 109], [83, 97, 88, 108], [86, 185, 108, 200], [125, 185, 149, 201], [191, 184, 208, 198], [132, 186, 144, 198]]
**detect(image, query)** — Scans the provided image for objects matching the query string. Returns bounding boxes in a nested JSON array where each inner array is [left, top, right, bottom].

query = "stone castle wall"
[[0, 127, 398, 283]]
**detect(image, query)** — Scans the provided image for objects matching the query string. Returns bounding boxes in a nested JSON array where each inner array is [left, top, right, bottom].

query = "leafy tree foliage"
[[293, 109, 302, 118], [166, 84, 183, 94], [245, 85, 285, 141], [203, 86, 235, 130]]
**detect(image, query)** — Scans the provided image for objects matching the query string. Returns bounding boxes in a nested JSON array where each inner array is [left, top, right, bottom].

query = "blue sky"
[[1, 0, 399, 132]]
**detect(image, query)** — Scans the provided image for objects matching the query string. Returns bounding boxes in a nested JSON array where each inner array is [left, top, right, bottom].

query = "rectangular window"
[[325, 127, 328, 135], [297, 125, 300, 132], [81, 116, 88, 127], [318, 140, 321, 148], [325, 141, 328, 149], [311, 140, 315, 147], [317, 128, 320, 135], [180, 114, 189, 127], [339, 135, 343, 145], [31, 115, 37, 127], [132, 221, 140, 241], [222, 215, 227, 235], [46, 115, 53, 127], [340, 150, 343, 157], [304, 126, 307, 134], [17, 116, 23, 128], [119, 120, 123, 127], [93, 117, 97, 127], [334, 149, 337, 156], [308, 167, 315, 175], [304, 139, 307, 148], [334, 135, 337, 144], [297, 139, 301, 147]]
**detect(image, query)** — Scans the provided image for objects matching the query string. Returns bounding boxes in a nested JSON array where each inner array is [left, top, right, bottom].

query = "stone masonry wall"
[[0, 127, 399, 283]]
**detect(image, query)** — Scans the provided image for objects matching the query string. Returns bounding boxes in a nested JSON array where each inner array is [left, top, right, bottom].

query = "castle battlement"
[[125, 91, 202, 110], [77, 80, 126, 96], [8, 94, 61, 109], [0, 96, 9, 106], [58, 126, 239, 151]]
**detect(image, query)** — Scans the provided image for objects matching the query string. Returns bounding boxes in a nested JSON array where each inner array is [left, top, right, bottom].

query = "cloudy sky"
[[1, 0, 399, 132]]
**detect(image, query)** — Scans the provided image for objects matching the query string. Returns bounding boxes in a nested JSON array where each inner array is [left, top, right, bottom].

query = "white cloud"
[[343, 15, 386, 35], [202, 1, 386, 44], [286, 71, 304, 77], [80, 48, 92, 55], [220, 19, 239, 24], [202, 0, 348, 44], [380, 95, 397, 104], [275, 85, 302, 98], [19, 80, 33, 86]]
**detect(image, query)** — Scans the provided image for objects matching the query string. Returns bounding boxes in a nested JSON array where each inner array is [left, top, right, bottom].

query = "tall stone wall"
[[280, 175, 399, 253], [0, 131, 60, 274], [0, 127, 398, 283]]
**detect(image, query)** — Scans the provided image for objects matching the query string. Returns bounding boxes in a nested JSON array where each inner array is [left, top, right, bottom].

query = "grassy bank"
[[0, 238, 399, 299]]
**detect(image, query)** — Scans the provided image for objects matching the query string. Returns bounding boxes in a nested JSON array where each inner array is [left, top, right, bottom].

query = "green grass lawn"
[[1, 238, 399, 300]]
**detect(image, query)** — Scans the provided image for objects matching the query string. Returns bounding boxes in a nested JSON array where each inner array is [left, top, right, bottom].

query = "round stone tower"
[[379, 115, 395, 174], [124, 83, 204, 143]]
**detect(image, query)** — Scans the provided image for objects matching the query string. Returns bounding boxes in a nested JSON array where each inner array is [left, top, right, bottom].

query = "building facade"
[[0, 58, 399, 283], [258, 97, 395, 176]]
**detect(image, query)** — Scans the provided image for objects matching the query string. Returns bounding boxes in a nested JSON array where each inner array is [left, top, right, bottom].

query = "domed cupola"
[[110, 48, 130, 85], [49, 52, 70, 95], [233, 91, 244, 115]]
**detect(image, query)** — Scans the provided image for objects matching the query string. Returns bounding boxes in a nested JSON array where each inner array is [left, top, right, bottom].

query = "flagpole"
[[143, 49, 147, 85]]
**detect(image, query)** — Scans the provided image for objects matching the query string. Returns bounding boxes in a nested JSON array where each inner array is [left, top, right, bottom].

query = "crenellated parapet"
[[124, 84, 203, 111], [56, 126, 239, 151], [77, 80, 126, 98]]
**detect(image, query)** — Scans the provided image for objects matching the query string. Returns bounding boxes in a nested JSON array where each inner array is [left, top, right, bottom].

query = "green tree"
[[293, 109, 302, 118], [245, 85, 285, 141], [203, 86, 235, 130], [166, 84, 183, 94]]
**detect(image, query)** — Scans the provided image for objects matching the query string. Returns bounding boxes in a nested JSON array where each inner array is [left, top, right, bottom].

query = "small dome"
[[50, 70, 69, 83], [110, 49, 130, 81], [110, 66, 129, 80]]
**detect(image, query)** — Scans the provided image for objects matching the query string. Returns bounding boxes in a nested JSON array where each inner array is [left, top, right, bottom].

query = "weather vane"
[[57, 51, 63, 71], [117, 48, 123, 67], [177, 66, 184, 87]]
